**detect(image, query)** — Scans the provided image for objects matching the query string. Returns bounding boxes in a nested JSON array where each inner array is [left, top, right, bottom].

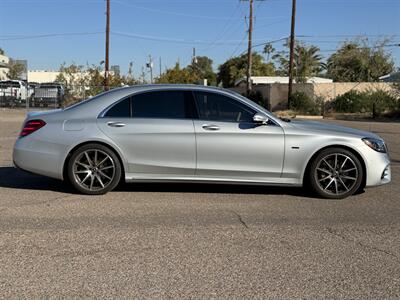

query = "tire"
[[67, 143, 122, 195], [308, 147, 363, 199]]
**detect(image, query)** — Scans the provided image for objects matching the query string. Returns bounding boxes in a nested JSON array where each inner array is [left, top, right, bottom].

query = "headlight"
[[362, 138, 387, 153]]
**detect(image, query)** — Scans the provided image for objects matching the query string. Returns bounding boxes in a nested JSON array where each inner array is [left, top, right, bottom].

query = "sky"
[[0, 0, 399, 80]]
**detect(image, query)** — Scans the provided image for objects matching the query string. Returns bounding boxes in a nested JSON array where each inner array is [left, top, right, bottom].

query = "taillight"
[[20, 119, 46, 137]]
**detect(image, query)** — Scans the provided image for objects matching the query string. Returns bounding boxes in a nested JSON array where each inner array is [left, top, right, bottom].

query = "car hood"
[[288, 120, 381, 140]]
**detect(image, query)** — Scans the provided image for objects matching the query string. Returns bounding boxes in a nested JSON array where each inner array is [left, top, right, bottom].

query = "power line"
[[199, 1, 242, 51], [228, 33, 248, 58], [110, 30, 267, 45], [0, 31, 103, 41], [112, 0, 282, 21]]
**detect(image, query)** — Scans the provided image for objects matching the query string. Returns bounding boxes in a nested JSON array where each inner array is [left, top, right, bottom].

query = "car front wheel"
[[67, 144, 122, 195], [309, 148, 363, 199]]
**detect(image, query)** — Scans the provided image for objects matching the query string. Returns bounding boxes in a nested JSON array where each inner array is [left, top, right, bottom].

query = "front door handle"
[[107, 121, 126, 128], [202, 124, 220, 131]]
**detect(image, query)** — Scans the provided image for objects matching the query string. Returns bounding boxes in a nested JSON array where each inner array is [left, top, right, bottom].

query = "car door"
[[97, 90, 196, 175], [193, 91, 284, 180]]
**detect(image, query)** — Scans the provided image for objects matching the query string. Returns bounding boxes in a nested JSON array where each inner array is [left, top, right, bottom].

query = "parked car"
[[33, 83, 64, 107], [0, 80, 33, 107], [13, 85, 391, 198]]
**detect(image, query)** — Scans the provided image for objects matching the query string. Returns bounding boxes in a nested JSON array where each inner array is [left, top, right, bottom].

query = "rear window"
[[103, 97, 131, 118], [131, 91, 190, 119]]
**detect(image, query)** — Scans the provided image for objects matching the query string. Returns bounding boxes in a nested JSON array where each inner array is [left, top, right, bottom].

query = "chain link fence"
[[0, 83, 122, 109]]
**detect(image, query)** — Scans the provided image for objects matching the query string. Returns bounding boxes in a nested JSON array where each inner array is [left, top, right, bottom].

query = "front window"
[[194, 91, 255, 123]]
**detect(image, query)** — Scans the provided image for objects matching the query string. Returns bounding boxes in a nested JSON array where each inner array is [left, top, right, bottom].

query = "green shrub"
[[245, 90, 268, 108], [333, 89, 399, 116], [289, 91, 321, 115], [366, 89, 398, 116], [333, 90, 363, 113]]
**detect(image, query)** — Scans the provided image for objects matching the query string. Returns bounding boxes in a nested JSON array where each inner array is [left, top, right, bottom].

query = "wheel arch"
[[62, 140, 126, 182], [302, 144, 367, 190]]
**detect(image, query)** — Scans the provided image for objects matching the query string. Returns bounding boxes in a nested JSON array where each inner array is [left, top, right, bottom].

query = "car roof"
[[115, 84, 226, 93]]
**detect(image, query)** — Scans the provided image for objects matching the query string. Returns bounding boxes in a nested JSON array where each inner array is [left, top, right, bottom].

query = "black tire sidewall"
[[67, 143, 122, 195], [309, 148, 363, 199]]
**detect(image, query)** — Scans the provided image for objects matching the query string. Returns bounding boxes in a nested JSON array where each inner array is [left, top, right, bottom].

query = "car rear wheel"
[[67, 144, 121, 195], [309, 148, 363, 199]]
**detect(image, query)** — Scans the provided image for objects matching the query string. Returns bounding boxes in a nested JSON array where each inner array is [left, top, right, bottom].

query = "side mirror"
[[253, 113, 269, 125]]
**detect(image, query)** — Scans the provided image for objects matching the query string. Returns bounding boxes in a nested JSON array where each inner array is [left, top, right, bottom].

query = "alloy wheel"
[[72, 149, 116, 192], [314, 153, 359, 196]]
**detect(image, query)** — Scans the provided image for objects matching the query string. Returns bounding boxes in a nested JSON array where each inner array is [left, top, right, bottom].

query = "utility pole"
[[159, 57, 162, 77], [246, 0, 253, 97], [104, 0, 110, 91], [287, 0, 297, 108], [192, 47, 197, 66], [241, 0, 264, 96], [147, 55, 153, 84], [141, 66, 145, 84]]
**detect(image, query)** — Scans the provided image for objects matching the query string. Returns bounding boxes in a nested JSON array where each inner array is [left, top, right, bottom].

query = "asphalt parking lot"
[[0, 109, 399, 298]]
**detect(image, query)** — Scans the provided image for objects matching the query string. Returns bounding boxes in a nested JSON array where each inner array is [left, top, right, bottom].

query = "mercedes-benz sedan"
[[13, 85, 391, 198]]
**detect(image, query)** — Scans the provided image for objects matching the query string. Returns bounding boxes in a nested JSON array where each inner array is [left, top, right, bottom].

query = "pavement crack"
[[231, 210, 249, 229], [326, 227, 398, 260]]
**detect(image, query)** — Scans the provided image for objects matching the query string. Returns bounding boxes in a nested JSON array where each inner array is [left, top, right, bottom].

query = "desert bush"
[[332, 90, 363, 113], [244, 90, 268, 109], [333, 89, 398, 116], [289, 91, 321, 115], [366, 89, 398, 116]]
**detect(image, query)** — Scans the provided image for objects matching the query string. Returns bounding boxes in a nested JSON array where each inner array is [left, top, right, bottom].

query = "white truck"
[[33, 83, 65, 107], [0, 80, 34, 106]]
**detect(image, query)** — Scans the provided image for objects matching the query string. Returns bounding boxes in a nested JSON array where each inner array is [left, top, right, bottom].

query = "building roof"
[[234, 76, 333, 86], [379, 72, 400, 82]]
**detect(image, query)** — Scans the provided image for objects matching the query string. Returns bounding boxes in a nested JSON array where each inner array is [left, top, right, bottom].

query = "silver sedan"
[[13, 85, 391, 198]]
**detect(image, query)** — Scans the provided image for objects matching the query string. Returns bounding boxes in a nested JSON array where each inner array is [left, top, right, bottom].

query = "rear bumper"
[[13, 136, 66, 180]]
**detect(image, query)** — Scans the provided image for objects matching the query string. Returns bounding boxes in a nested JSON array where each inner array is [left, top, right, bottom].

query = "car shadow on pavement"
[[0, 166, 315, 198], [0, 166, 76, 194], [116, 182, 312, 197]]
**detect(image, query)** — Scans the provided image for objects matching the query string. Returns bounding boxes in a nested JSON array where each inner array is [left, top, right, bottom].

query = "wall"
[[231, 82, 394, 111]]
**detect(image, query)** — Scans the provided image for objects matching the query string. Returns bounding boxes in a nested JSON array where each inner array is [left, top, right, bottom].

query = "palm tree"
[[294, 44, 325, 83], [263, 43, 275, 62]]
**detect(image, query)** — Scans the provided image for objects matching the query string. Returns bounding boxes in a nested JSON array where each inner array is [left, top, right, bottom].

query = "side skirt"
[[125, 173, 302, 187]]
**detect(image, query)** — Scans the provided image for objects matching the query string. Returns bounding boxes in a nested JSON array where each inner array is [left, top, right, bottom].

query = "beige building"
[[0, 53, 10, 80], [28, 69, 116, 84], [28, 70, 60, 83], [235, 76, 333, 87]]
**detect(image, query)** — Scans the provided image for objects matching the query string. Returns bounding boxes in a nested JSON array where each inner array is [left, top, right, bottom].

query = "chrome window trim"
[[97, 86, 280, 126]]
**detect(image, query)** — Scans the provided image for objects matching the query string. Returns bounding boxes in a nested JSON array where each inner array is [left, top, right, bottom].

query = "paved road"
[[0, 109, 399, 299]]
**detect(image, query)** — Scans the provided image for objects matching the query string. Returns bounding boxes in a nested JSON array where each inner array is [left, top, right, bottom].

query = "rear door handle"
[[107, 121, 126, 128], [202, 124, 220, 131]]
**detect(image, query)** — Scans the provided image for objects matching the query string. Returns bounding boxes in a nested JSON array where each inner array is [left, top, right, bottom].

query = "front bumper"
[[358, 144, 391, 187]]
